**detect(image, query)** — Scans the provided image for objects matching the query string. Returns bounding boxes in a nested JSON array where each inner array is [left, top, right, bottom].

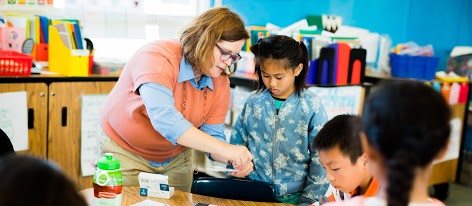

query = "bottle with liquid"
[[93, 153, 123, 206]]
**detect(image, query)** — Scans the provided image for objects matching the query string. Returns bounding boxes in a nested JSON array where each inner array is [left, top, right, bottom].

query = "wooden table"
[[81, 186, 290, 206]]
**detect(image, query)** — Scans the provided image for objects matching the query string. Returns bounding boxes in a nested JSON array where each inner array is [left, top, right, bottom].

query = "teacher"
[[100, 7, 254, 192]]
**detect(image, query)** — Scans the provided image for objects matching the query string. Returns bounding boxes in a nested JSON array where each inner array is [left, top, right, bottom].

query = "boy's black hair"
[[250, 35, 308, 96], [312, 114, 363, 164], [362, 80, 451, 206]]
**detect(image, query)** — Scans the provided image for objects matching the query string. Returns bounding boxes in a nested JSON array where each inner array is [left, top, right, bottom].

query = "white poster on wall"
[[308, 86, 365, 120], [0, 91, 28, 151], [80, 94, 109, 176]]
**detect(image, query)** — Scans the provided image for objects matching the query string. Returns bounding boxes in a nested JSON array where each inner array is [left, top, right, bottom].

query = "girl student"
[[323, 80, 451, 206], [216, 35, 330, 205]]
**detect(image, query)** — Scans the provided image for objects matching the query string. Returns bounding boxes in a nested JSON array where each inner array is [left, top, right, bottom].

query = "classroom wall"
[[222, 0, 472, 70]]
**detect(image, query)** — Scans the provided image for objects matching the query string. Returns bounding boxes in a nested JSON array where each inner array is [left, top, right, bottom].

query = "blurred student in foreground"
[[312, 114, 378, 205], [0, 128, 14, 157], [323, 80, 450, 206], [0, 155, 87, 206]]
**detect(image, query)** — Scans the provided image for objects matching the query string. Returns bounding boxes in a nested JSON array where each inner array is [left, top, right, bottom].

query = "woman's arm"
[[140, 82, 253, 167], [210, 99, 253, 177]]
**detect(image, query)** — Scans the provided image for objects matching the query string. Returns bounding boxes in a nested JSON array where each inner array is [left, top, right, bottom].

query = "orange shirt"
[[328, 178, 379, 202], [323, 196, 446, 206], [100, 40, 230, 162]]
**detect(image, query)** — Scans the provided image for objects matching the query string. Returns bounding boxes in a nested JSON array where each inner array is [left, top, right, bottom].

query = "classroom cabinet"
[[47, 81, 116, 189], [0, 78, 116, 190], [431, 103, 467, 185]]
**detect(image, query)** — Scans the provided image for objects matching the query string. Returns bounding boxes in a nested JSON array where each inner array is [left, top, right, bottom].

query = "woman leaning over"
[[100, 7, 254, 192]]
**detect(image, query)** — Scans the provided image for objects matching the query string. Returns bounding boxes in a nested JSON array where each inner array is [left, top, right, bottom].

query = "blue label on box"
[[139, 188, 148, 196], [160, 184, 169, 191]]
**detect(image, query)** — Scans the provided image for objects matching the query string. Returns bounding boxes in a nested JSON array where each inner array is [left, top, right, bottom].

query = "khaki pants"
[[103, 139, 194, 192]]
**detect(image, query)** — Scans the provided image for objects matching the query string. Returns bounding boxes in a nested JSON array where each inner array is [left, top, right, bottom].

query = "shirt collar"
[[178, 57, 214, 90]]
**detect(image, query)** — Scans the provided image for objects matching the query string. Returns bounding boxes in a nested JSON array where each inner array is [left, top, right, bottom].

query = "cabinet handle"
[[61, 107, 67, 127], [28, 108, 34, 129]]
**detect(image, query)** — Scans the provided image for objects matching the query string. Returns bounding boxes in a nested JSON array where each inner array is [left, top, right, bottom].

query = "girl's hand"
[[229, 160, 253, 178], [220, 144, 253, 178]]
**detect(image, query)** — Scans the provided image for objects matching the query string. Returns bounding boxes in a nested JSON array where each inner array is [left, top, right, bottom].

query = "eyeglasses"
[[215, 44, 242, 65]]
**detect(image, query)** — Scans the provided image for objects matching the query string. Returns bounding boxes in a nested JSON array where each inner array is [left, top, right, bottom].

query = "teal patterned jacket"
[[230, 89, 330, 204]]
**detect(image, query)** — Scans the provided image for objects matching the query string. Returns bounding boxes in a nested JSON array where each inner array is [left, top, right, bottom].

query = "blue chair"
[[191, 177, 276, 202]]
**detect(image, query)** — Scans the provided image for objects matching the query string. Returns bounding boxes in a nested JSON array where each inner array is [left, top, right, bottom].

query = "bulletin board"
[[308, 85, 365, 120]]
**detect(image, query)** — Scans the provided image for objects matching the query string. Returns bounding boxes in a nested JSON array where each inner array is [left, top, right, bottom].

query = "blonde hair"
[[180, 7, 249, 74]]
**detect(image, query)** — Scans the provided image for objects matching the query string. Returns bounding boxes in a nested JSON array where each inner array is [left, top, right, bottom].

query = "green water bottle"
[[93, 153, 123, 206]]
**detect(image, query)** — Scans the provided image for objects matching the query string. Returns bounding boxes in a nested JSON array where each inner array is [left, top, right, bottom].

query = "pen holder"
[[48, 26, 89, 76]]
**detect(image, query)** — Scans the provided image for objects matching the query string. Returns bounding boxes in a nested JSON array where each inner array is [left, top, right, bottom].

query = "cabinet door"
[[48, 81, 116, 190], [0, 83, 48, 158], [430, 103, 467, 185]]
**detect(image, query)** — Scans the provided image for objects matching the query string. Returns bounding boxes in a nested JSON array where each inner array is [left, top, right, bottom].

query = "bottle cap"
[[97, 153, 120, 170]]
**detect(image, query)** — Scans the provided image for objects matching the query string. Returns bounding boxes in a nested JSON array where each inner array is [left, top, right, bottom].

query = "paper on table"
[[208, 166, 239, 172], [0, 91, 28, 151], [131, 199, 169, 206]]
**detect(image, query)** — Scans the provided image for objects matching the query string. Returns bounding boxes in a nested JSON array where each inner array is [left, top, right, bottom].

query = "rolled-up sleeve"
[[200, 123, 226, 143], [139, 82, 193, 145], [200, 122, 227, 160]]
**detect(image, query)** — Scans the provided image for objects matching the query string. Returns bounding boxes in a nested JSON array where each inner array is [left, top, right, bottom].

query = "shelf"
[[229, 72, 257, 89], [0, 4, 58, 13]]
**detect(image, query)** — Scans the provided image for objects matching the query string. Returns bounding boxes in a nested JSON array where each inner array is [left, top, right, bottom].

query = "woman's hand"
[[177, 127, 254, 174]]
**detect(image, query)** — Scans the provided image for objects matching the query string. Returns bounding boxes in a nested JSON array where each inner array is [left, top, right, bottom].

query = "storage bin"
[[48, 25, 90, 76], [390, 53, 439, 80], [0, 50, 33, 76]]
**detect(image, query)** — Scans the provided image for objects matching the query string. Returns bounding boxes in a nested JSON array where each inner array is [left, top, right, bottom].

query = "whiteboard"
[[308, 86, 365, 120], [80, 94, 109, 176]]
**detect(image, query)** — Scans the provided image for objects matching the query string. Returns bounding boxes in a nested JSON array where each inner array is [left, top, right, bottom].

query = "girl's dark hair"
[[250, 35, 308, 96], [0, 155, 88, 206], [362, 80, 451, 206]]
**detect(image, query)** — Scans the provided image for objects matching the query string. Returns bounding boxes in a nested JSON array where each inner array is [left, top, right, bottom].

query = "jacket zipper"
[[271, 98, 282, 184], [271, 113, 278, 184]]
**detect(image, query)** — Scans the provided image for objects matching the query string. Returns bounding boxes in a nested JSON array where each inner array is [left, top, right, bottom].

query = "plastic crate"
[[389, 53, 439, 80], [0, 50, 33, 76]]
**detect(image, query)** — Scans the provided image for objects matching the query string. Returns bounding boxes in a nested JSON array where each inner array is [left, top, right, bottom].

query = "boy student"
[[311, 114, 379, 203]]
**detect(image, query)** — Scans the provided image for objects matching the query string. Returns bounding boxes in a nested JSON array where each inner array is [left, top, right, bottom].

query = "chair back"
[[191, 177, 276, 202]]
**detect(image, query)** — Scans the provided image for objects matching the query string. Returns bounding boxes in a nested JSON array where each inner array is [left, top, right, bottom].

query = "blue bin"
[[390, 53, 439, 80], [390, 53, 409, 78], [424, 56, 440, 80], [408, 56, 427, 79]]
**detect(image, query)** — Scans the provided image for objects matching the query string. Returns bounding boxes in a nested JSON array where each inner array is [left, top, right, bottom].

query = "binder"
[[348, 48, 366, 84], [306, 60, 317, 85], [327, 44, 339, 84], [35, 43, 48, 61], [316, 47, 335, 85], [335, 43, 351, 85], [48, 25, 89, 76]]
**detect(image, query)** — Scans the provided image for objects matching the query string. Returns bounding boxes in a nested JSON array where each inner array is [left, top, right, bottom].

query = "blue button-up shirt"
[[139, 58, 226, 166]]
